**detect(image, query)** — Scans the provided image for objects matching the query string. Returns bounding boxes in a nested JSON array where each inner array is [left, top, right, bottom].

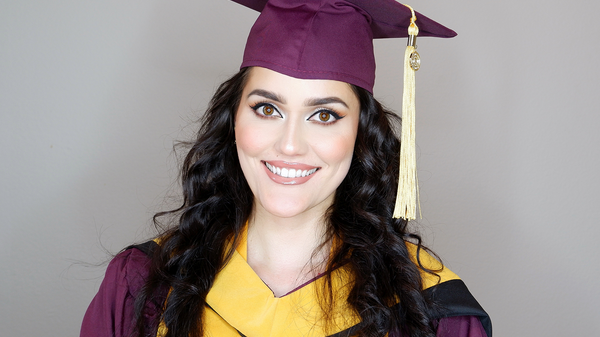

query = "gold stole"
[[157, 234, 459, 336]]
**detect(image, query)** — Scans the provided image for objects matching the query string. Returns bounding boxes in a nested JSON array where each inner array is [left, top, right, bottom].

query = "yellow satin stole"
[[157, 232, 459, 337]]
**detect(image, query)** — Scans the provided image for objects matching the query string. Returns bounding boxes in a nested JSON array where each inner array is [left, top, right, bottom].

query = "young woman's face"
[[235, 67, 360, 219]]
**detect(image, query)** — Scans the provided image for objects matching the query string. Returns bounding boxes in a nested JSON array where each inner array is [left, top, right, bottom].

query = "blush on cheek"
[[235, 126, 267, 155], [314, 136, 356, 164]]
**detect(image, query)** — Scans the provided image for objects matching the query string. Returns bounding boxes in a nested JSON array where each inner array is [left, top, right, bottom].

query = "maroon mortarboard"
[[232, 0, 455, 92], [230, 0, 457, 220]]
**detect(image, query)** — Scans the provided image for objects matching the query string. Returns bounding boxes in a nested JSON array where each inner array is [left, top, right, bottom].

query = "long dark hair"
[[134, 67, 439, 337]]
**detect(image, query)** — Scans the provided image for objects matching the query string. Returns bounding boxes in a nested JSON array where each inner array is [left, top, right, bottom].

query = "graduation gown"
[[81, 238, 491, 337]]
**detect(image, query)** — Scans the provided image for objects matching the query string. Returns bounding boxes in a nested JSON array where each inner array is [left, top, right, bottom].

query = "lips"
[[262, 160, 320, 185]]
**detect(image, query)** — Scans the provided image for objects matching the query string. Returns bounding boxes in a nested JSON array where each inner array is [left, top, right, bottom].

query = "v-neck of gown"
[[203, 226, 359, 336], [234, 225, 328, 298]]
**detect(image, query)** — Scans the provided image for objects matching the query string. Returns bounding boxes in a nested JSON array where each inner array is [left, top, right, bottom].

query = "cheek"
[[235, 126, 261, 157], [235, 117, 273, 158], [312, 132, 357, 168], [235, 124, 267, 188]]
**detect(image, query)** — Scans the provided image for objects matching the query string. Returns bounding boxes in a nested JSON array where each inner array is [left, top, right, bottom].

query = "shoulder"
[[404, 242, 492, 337], [80, 241, 162, 337], [89, 241, 158, 306], [109, 241, 157, 293], [425, 279, 492, 337]]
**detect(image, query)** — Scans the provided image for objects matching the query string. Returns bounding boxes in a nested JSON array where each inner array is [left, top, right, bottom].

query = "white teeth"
[[265, 163, 318, 178]]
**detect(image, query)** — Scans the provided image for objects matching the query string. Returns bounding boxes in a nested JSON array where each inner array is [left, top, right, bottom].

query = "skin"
[[234, 67, 360, 297]]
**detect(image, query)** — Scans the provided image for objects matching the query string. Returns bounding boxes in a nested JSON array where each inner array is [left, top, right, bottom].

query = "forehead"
[[243, 67, 359, 105]]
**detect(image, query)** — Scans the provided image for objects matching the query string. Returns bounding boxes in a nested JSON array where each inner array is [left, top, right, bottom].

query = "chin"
[[256, 193, 331, 219], [261, 202, 311, 219]]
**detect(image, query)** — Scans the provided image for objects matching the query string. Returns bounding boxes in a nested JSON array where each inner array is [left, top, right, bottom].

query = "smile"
[[264, 162, 319, 178]]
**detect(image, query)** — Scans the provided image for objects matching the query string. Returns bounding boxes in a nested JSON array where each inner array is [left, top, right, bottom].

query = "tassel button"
[[409, 51, 421, 71]]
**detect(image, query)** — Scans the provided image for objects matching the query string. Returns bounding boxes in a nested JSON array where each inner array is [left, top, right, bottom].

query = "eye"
[[308, 109, 344, 124], [250, 102, 282, 118]]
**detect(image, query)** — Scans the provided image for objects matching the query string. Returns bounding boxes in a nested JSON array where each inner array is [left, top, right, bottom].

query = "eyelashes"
[[249, 102, 345, 125]]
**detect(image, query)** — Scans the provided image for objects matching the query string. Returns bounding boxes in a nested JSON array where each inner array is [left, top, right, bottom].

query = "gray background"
[[2, 0, 599, 336]]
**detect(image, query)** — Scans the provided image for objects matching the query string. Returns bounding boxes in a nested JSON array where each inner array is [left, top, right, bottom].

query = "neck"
[[246, 205, 331, 297]]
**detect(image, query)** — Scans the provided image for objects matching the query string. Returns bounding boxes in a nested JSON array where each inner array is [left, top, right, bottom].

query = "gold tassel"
[[393, 4, 420, 220]]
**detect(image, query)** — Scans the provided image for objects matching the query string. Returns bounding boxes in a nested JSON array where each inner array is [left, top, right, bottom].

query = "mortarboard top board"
[[230, 0, 457, 220], [232, 0, 456, 92]]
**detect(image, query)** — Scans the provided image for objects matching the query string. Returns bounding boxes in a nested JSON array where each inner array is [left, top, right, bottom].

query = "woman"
[[81, 1, 491, 336]]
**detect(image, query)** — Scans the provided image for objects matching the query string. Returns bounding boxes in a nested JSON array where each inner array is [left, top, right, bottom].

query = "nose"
[[276, 117, 308, 156]]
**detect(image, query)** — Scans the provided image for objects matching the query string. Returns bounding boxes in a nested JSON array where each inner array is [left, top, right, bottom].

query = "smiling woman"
[[81, 1, 490, 337]]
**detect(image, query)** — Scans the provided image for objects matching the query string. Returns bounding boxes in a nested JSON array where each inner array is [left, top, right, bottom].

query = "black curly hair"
[[133, 67, 439, 337]]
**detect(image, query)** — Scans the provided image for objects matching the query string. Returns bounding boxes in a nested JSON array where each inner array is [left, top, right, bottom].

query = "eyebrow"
[[304, 97, 349, 109], [247, 89, 349, 109], [247, 89, 286, 104]]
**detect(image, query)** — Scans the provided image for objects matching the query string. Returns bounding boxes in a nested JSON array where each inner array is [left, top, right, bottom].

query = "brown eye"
[[319, 112, 330, 121], [250, 103, 282, 118], [264, 105, 274, 115], [308, 109, 342, 124]]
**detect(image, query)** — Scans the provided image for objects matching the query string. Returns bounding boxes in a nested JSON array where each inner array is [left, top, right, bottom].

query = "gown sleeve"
[[80, 248, 155, 337], [436, 315, 488, 337]]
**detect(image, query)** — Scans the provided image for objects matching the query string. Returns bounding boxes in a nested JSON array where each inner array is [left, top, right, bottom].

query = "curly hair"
[[133, 67, 439, 337]]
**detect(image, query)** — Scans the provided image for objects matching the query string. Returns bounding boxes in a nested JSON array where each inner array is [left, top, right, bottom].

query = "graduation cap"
[[231, 0, 457, 220]]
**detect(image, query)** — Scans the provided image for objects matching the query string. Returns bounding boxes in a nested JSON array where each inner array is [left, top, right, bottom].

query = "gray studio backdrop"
[[1, 1, 599, 336]]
